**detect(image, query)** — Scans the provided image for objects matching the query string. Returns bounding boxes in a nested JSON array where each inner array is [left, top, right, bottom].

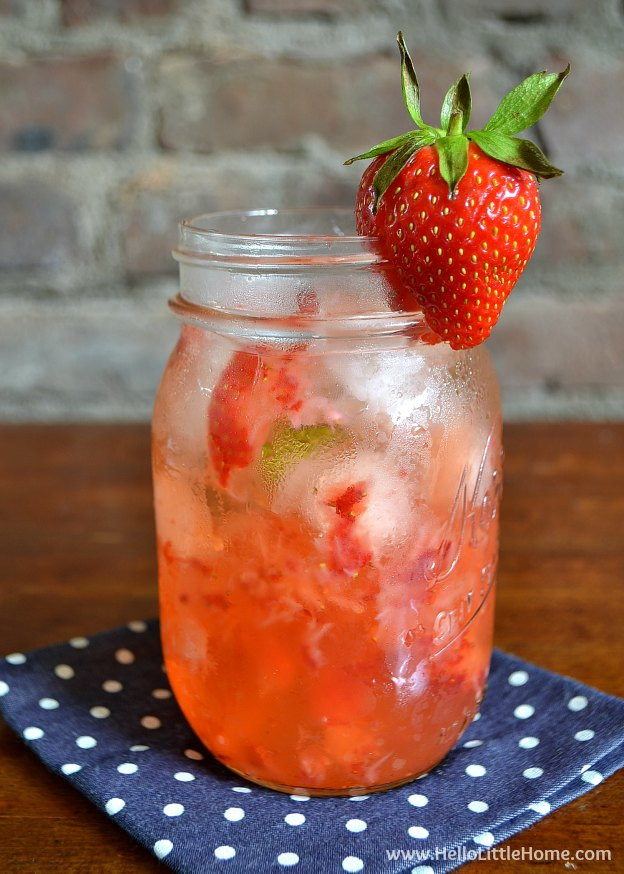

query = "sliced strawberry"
[[208, 350, 305, 487], [328, 482, 368, 520], [324, 482, 372, 575], [209, 352, 259, 484]]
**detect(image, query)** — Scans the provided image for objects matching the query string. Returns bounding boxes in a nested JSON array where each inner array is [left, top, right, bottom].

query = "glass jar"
[[152, 209, 502, 796]]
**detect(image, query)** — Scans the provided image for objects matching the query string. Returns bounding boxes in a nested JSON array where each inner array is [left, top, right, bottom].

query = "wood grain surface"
[[0, 423, 622, 873]]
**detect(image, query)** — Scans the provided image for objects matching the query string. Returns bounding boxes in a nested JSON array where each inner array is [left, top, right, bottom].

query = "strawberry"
[[208, 350, 303, 486], [347, 33, 569, 349], [208, 349, 346, 490]]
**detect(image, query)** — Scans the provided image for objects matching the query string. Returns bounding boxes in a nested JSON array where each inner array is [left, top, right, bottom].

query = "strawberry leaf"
[[483, 66, 570, 135], [440, 74, 472, 133], [344, 130, 422, 165], [397, 31, 427, 128], [469, 129, 563, 177], [436, 134, 469, 196], [372, 133, 435, 209]]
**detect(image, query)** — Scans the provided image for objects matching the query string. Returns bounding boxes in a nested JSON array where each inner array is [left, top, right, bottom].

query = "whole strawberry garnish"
[[347, 33, 569, 349]]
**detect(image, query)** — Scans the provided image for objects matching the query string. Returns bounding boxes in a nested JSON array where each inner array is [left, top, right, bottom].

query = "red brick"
[[61, 0, 179, 27], [244, 0, 361, 14], [158, 51, 500, 154], [0, 55, 134, 151], [443, 0, 587, 27], [0, 299, 176, 420], [0, 179, 79, 269], [488, 296, 624, 392], [120, 161, 361, 276], [539, 55, 624, 165], [534, 179, 624, 268], [120, 163, 278, 275], [285, 172, 357, 210]]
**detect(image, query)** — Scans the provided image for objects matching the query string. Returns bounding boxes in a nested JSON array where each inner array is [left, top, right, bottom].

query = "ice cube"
[[274, 449, 420, 567]]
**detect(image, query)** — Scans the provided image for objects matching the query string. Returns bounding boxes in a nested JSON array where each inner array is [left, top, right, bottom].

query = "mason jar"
[[152, 209, 502, 796]]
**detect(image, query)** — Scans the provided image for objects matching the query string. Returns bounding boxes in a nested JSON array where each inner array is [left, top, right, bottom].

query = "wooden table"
[[1, 423, 622, 872]]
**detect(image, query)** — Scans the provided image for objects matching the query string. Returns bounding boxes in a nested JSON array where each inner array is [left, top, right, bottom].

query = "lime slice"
[[260, 424, 346, 486]]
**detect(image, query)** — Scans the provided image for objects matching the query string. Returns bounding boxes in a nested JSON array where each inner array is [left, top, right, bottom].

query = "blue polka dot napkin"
[[1, 620, 623, 874]]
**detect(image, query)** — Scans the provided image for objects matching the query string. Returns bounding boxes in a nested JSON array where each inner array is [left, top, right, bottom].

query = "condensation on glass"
[[152, 209, 502, 795]]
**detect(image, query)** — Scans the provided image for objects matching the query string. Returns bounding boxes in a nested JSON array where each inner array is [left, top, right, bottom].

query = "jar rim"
[[171, 208, 431, 340], [174, 208, 383, 268]]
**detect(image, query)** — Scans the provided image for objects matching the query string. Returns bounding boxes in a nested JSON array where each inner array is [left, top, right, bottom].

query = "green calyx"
[[345, 31, 569, 206]]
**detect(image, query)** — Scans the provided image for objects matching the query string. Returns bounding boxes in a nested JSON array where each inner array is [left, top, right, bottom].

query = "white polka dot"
[[117, 763, 138, 775], [38, 697, 59, 710], [289, 794, 310, 802], [184, 748, 204, 760], [102, 680, 123, 693], [408, 826, 429, 839], [468, 800, 489, 813], [115, 648, 135, 665], [23, 726, 44, 740], [529, 801, 551, 815], [465, 764, 486, 777], [523, 767, 544, 779], [508, 670, 529, 687], [128, 620, 147, 632], [574, 729, 595, 742], [214, 845, 236, 860], [278, 852, 299, 866], [408, 794, 429, 807], [346, 818, 367, 833], [580, 763, 591, 772], [163, 803, 184, 817], [342, 857, 364, 873], [0, 680, 9, 696], [474, 832, 495, 847], [232, 786, 251, 793], [223, 806, 245, 822], [76, 735, 97, 749], [463, 739, 483, 749], [152, 688, 172, 699], [69, 637, 89, 649], [581, 770, 603, 786], [518, 736, 540, 749], [105, 798, 125, 815], [61, 763, 82, 775], [514, 704, 535, 720], [568, 695, 588, 712], [90, 706, 111, 719], [174, 771, 195, 782], [54, 664, 74, 680], [130, 744, 149, 752], [141, 715, 161, 729], [348, 795, 369, 801], [285, 813, 306, 826], [6, 653, 26, 665], [411, 868, 435, 874], [154, 839, 173, 859], [472, 712, 481, 721]]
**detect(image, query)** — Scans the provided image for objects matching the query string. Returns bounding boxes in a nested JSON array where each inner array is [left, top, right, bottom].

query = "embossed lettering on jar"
[[152, 209, 502, 795]]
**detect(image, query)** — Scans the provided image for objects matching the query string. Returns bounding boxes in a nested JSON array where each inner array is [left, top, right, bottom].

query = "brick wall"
[[1, 0, 623, 420]]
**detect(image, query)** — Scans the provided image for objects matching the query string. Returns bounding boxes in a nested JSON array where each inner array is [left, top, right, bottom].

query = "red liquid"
[[154, 334, 501, 794]]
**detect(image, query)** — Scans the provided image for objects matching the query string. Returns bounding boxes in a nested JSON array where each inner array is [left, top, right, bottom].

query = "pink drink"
[[153, 210, 502, 794]]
